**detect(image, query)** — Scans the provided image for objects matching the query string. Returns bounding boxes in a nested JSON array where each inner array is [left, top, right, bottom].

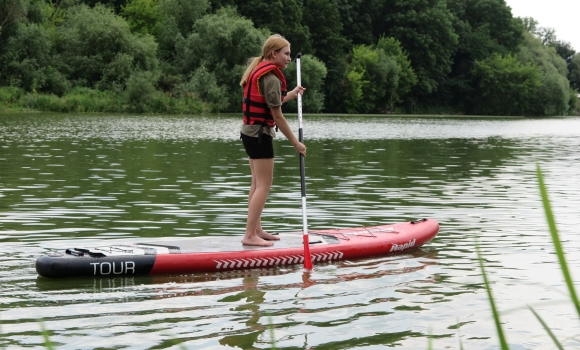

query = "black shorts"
[[241, 133, 274, 159]]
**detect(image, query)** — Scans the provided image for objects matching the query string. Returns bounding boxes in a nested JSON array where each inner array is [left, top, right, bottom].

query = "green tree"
[[55, 4, 159, 91], [551, 40, 576, 62], [569, 89, 579, 114], [0, 0, 71, 94], [0, 0, 27, 38], [370, 0, 458, 97], [176, 65, 228, 111], [157, 0, 208, 38], [302, 0, 346, 64], [302, 0, 348, 113], [520, 17, 538, 33], [520, 16, 577, 99], [0, 22, 68, 93], [569, 54, 580, 91], [225, 0, 312, 54], [518, 31, 570, 116], [121, 0, 159, 35], [76, 0, 128, 13], [208, 0, 234, 11], [376, 36, 417, 105], [175, 7, 269, 110], [521, 17, 558, 46], [154, 0, 209, 61], [448, 0, 523, 58], [125, 70, 158, 112], [342, 44, 399, 113], [334, 0, 375, 46], [284, 54, 328, 113], [520, 16, 576, 60], [442, 0, 523, 110], [471, 53, 540, 115]]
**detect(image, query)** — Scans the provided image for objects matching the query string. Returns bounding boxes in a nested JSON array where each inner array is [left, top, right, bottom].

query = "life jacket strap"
[[242, 97, 268, 109]]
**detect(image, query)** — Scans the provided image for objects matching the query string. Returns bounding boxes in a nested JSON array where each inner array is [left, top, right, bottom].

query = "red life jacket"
[[242, 61, 287, 127]]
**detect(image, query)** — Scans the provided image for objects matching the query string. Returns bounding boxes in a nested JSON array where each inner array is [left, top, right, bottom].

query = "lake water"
[[1, 113, 580, 349]]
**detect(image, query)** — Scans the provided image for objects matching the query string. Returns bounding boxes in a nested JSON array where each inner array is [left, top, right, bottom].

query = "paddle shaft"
[[295, 53, 313, 270]]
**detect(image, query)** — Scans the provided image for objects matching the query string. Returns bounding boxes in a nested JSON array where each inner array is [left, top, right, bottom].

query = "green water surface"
[[1, 113, 579, 349]]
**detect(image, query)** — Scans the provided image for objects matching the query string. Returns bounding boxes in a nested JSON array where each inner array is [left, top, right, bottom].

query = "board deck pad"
[[36, 219, 439, 278]]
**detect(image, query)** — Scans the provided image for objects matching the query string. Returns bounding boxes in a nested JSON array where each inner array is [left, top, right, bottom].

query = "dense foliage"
[[0, 0, 578, 115]]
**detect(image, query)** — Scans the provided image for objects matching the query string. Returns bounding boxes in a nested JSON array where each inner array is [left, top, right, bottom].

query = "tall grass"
[[0, 86, 209, 114], [476, 242, 509, 349], [475, 165, 579, 349], [536, 165, 580, 318], [39, 321, 55, 350]]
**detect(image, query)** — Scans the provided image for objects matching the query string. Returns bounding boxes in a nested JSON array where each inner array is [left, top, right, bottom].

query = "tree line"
[[1, 0, 578, 116]]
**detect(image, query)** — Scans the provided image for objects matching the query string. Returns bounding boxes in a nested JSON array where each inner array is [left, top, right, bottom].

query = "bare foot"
[[242, 236, 274, 247], [257, 230, 280, 241]]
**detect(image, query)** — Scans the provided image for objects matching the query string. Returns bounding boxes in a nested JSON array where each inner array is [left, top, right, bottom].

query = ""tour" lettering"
[[90, 261, 135, 275]]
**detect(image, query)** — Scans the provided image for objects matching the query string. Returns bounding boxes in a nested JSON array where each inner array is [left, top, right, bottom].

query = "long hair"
[[239, 34, 290, 87]]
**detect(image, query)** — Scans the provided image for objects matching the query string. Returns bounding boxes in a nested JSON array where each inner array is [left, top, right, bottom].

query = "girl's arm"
[[271, 106, 306, 157], [283, 86, 306, 103]]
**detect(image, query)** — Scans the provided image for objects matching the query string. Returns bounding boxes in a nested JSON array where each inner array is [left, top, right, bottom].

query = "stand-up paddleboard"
[[36, 219, 439, 278]]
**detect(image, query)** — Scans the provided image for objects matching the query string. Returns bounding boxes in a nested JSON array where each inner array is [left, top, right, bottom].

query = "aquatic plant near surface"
[[473, 165, 579, 349], [476, 242, 509, 349], [532, 165, 580, 348], [536, 164, 580, 319], [39, 321, 55, 350]]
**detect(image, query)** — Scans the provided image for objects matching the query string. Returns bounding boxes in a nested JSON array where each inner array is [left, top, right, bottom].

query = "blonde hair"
[[239, 34, 290, 87]]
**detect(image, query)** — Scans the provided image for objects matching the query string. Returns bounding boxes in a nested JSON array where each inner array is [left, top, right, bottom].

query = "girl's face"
[[270, 45, 291, 69]]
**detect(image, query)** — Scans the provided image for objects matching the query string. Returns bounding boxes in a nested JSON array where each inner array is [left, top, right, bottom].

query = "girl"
[[239, 34, 306, 247]]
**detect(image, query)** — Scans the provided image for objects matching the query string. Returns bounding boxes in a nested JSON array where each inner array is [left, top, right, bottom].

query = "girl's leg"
[[250, 159, 280, 241], [242, 158, 277, 246]]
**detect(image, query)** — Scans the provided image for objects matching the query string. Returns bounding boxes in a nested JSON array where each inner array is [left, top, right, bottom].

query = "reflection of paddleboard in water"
[[36, 219, 439, 278]]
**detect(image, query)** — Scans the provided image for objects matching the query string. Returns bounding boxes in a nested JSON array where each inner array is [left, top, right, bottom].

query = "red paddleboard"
[[36, 219, 439, 278]]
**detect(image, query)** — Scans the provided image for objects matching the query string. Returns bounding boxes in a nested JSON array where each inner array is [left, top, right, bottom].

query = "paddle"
[[295, 52, 313, 270]]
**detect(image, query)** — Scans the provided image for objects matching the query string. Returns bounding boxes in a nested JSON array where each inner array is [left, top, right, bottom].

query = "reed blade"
[[528, 306, 564, 350], [476, 243, 510, 349], [536, 165, 580, 319]]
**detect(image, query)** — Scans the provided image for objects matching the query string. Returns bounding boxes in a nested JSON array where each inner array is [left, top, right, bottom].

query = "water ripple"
[[1, 115, 580, 349]]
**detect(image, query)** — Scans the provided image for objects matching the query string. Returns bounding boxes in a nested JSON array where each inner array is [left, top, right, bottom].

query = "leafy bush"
[[154, 0, 209, 61], [121, 0, 160, 35], [534, 68, 570, 116], [55, 4, 159, 91], [284, 54, 327, 113], [342, 44, 400, 114], [518, 32, 570, 116], [0, 86, 24, 106], [569, 89, 580, 115], [568, 54, 580, 91], [0, 22, 62, 93], [376, 37, 417, 105], [124, 71, 159, 112], [471, 54, 541, 115], [175, 7, 269, 110], [176, 66, 228, 112]]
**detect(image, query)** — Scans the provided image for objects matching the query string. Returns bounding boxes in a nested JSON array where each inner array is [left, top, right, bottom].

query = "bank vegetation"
[[1, 0, 578, 116]]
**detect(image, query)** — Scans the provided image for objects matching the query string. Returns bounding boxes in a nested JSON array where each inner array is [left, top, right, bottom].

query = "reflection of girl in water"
[[219, 272, 315, 348], [219, 276, 266, 348]]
